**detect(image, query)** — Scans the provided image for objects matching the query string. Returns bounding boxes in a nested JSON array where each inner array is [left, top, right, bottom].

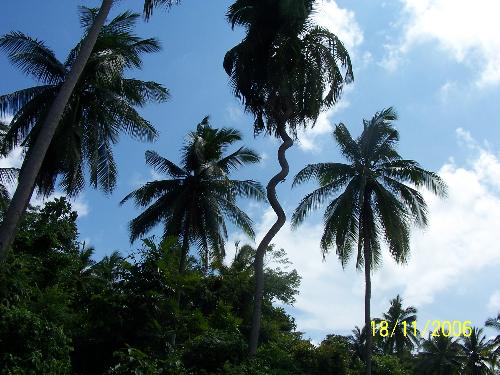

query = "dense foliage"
[[0, 1, 498, 375], [0, 198, 498, 374]]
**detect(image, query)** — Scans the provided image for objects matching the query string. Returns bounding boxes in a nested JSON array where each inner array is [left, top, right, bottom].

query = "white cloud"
[[0, 115, 13, 125], [313, 0, 364, 53], [0, 147, 23, 170], [384, 0, 500, 86], [225, 105, 244, 123], [246, 129, 500, 335], [488, 291, 500, 312], [297, 97, 350, 152], [31, 192, 90, 217]]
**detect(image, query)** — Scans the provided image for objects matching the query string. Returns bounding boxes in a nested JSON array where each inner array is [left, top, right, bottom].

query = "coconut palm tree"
[[377, 295, 419, 356], [224, 0, 353, 354], [0, 0, 180, 260], [460, 327, 495, 375], [417, 334, 463, 375], [121, 117, 266, 272], [0, 8, 168, 198], [291, 108, 447, 374]]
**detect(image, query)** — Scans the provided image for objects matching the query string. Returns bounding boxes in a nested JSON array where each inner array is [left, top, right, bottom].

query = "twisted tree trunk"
[[0, 0, 114, 261], [249, 122, 293, 355]]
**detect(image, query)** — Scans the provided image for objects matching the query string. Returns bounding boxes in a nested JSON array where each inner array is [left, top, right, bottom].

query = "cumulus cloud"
[[244, 129, 500, 337], [383, 0, 500, 86], [313, 0, 364, 53], [297, 98, 350, 153]]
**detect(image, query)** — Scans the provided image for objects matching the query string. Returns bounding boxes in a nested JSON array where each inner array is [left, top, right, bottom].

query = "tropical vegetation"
[[0, 1, 496, 374], [291, 108, 447, 373]]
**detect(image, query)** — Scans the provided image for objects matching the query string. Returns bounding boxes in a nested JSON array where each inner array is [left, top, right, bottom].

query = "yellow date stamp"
[[371, 320, 473, 338]]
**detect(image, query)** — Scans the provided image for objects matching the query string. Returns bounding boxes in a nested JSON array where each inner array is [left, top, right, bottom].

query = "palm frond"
[[333, 123, 360, 163], [293, 162, 355, 187], [143, 0, 180, 20], [145, 150, 187, 178], [0, 32, 65, 84], [378, 159, 447, 197]]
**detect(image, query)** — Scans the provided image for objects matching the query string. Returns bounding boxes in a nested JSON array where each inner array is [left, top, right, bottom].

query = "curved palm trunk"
[[0, 0, 114, 261], [249, 122, 293, 355], [364, 226, 372, 375]]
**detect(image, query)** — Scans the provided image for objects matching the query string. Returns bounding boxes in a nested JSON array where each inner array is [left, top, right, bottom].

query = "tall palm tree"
[[224, 0, 353, 354], [121, 117, 266, 272], [377, 295, 419, 356], [0, 8, 168, 198], [460, 327, 495, 375], [417, 334, 463, 375], [291, 108, 447, 374], [0, 0, 180, 260], [0, 0, 113, 258]]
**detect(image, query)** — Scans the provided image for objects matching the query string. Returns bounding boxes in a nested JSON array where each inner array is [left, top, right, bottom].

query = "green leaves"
[[224, 0, 353, 136], [292, 108, 447, 267], [122, 119, 264, 270], [0, 32, 65, 84], [0, 8, 168, 197]]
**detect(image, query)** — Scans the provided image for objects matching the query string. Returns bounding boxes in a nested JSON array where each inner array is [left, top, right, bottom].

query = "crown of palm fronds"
[[224, 0, 353, 137], [121, 118, 265, 267], [0, 7, 168, 197], [292, 108, 447, 269]]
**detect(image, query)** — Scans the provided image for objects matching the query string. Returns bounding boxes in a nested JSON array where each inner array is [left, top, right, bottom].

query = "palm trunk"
[[364, 229, 372, 375], [249, 122, 293, 355], [0, 0, 114, 261]]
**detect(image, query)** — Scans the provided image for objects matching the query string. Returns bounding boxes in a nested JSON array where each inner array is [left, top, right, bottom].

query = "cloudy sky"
[[1, 0, 500, 342]]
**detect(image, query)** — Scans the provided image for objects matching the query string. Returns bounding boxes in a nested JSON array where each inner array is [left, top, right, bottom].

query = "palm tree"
[[377, 295, 419, 356], [291, 108, 447, 374], [1, 8, 168, 198], [460, 327, 495, 375], [349, 326, 367, 362], [121, 117, 266, 272], [0, 0, 180, 260], [224, 0, 353, 354], [417, 334, 462, 375]]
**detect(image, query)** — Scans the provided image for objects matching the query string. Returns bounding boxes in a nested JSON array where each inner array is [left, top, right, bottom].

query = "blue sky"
[[1, 0, 500, 342]]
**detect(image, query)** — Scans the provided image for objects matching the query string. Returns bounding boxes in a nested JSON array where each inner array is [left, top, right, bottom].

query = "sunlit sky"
[[1, 0, 500, 342]]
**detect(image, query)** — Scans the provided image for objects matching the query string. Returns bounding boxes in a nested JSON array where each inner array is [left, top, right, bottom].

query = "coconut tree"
[[377, 294, 419, 356], [0, 0, 180, 260], [224, 0, 353, 354], [0, 8, 169, 198], [121, 117, 266, 272], [417, 334, 463, 375], [460, 327, 495, 375], [291, 108, 447, 374]]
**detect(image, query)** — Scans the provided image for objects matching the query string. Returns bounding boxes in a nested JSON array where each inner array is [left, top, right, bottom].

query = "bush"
[[183, 329, 247, 373]]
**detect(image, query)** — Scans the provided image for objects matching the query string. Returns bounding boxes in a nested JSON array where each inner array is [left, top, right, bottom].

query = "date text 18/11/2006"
[[371, 320, 473, 338]]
